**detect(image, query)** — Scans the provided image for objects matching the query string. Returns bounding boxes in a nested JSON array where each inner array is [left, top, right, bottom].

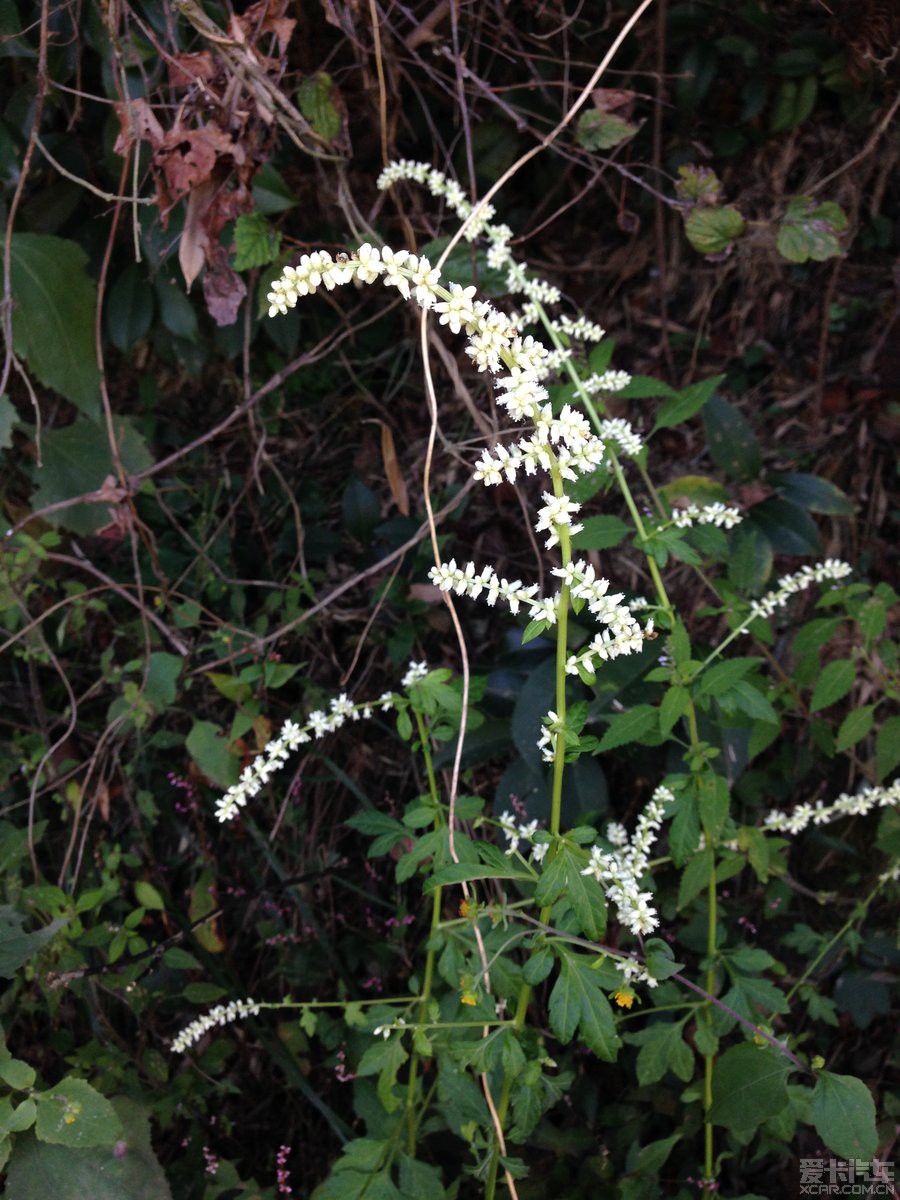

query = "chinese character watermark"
[[798, 1158, 896, 1196]]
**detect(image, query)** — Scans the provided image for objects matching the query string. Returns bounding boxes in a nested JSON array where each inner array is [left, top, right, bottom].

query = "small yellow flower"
[[459, 899, 471, 918], [460, 990, 478, 1007], [613, 989, 635, 1009]]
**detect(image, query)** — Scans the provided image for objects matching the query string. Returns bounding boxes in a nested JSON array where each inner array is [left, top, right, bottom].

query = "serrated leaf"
[[10, 233, 101, 416], [297, 72, 342, 142], [811, 1072, 877, 1161], [809, 658, 855, 712], [233, 212, 282, 271], [597, 705, 657, 752], [709, 1045, 790, 1131], [835, 705, 874, 752], [684, 206, 745, 255], [777, 196, 847, 263], [570, 514, 631, 551], [677, 847, 713, 910], [35, 1078, 123, 1148], [576, 109, 638, 150], [548, 950, 620, 1060]]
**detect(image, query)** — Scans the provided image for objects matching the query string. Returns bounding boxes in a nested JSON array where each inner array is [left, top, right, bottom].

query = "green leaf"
[[875, 715, 900, 781], [597, 705, 658, 752], [0, 1059, 36, 1090], [297, 72, 342, 142], [0, 394, 17, 449], [252, 164, 297, 214], [10, 233, 101, 416], [233, 213, 282, 272], [570, 514, 631, 551], [133, 881, 164, 911], [677, 848, 713, 910], [4, 1098, 171, 1200], [684, 206, 745, 255], [185, 720, 238, 789], [770, 472, 853, 516], [652, 375, 724, 433], [35, 1078, 123, 1148], [751, 498, 822, 556], [709, 1044, 790, 1131], [0, 906, 68, 979], [29, 417, 153, 535], [423, 863, 534, 893], [697, 658, 762, 697], [575, 109, 638, 150], [675, 164, 722, 204], [105, 264, 154, 352], [811, 1072, 877, 1161], [660, 685, 690, 734], [703, 395, 761, 480], [835, 705, 874, 752], [556, 845, 607, 940], [809, 658, 855, 712], [0, 1098, 36, 1134], [548, 950, 621, 1061], [182, 982, 227, 1004], [777, 196, 847, 263], [728, 525, 773, 594]]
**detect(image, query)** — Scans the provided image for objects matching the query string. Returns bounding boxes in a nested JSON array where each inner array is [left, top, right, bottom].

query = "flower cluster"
[[583, 370, 632, 395], [762, 779, 900, 835], [170, 998, 261, 1054], [749, 559, 852, 621], [498, 810, 548, 863], [428, 558, 646, 669], [669, 502, 743, 530], [215, 694, 391, 823], [372, 1016, 408, 1039], [401, 660, 429, 687], [581, 785, 673, 936]]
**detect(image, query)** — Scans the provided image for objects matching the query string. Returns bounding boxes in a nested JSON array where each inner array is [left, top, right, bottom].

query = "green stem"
[[405, 708, 444, 1154], [703, 843, 717, 1186], [785, 879, 883, 1004]]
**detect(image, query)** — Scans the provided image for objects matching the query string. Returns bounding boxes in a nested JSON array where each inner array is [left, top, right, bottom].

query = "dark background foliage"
[[0, 0, 897, 1195]]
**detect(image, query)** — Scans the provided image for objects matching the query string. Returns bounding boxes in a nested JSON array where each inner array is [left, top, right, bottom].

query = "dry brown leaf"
[[169, 51, 218, 89], [379, 421, 410, 516], [179, 181, 213, 291], [203, 244, 248, 326], [113, 98, 164, 156]]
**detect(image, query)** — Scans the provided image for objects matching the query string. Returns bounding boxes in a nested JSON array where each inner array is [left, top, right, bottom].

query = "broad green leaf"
[[0, 1059, 36, 1090], [10, 233, 101, 416], [617, 375, 676, 399], [548, 951, 620, 1060], [576, 109, 638, 150], [703, 395, 761, 480], [185, 720, 238, 789], [811, 1072, 877, 1161], [105, 264, 154, 352], [875, 715, 900, 781], [728, 524, 773, 593], [709, 1044, 790, 1131], [659, 474, 728, 507], [835, 705, 874, 752], [684, 206, 745, 255], [35, 1078, 122, 1148], [597, 705, 658, 753], [570, 514, 631, 551], [677, 847, 713, 910], [675, 164, 722, 204], [143, 653, 183, 709], [660, 685, 690, 734], [652, 375, 724, 433], [252, 164, 297, 214], [697, 657, 762, 697], [297, 72, 342, 142], [5, 1098, 171, 1200], [770, 472, 853, 516], [769, 77, 818, 134], [29, 417, 153, 535], [777, 196, 847, 263], [751, 499, 822, 556], [182, 982, 227, 1004], [0, 906, 68, 979], [809, 658, 855, 712], [133, 881, 164, 911], [233, 213, 282, 272]]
